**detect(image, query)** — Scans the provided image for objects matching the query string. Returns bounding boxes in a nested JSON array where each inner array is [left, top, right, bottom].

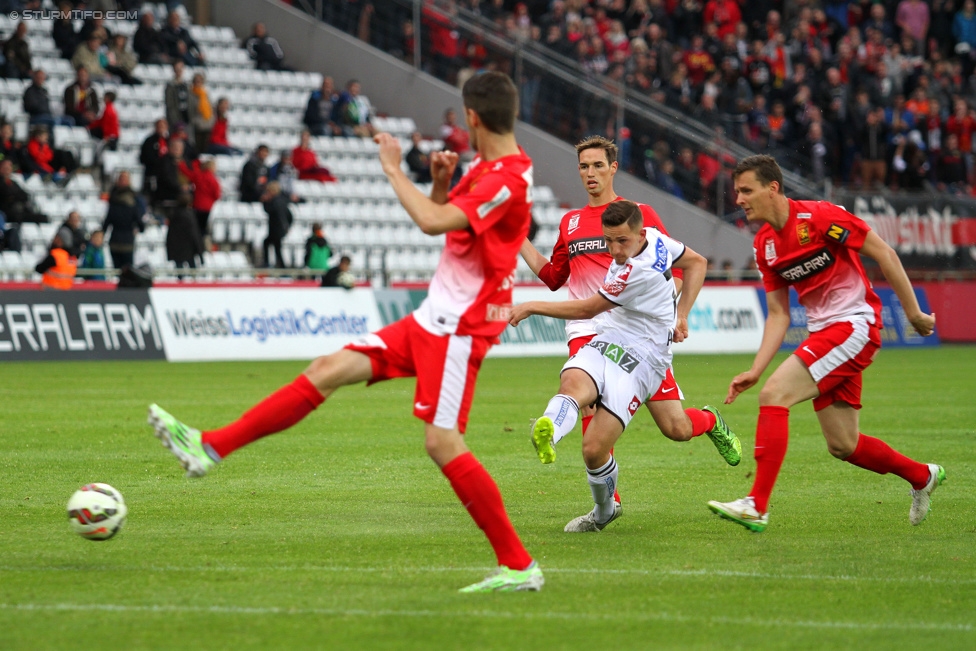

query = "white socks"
[[587, 455, 618, 523], [542, 394, 580, 446]]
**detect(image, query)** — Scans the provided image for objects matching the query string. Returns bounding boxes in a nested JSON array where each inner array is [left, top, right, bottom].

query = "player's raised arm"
[[726, 286, 791, 404], [670, 245, 706, 342], [375, 132, 469, 235], [509, 293, 617, 326], [858, 230, 936, 336]]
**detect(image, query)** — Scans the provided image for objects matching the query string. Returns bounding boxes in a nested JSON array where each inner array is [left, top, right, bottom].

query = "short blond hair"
[[575, 135, 617, 165]]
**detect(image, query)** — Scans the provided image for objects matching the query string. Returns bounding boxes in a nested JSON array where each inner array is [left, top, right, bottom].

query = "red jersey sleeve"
[[639, 204, 683, 280], [449, 167, 526, 236], [537, 212, 572, 290], [813, 202, 871, 250]]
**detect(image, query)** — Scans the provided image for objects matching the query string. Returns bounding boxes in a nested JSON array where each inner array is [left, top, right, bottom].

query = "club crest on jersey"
[[567, 215, 580, 233], [628, 396, 641, 416], [797, 222, 811, 246], [764, 239, 777, 263]]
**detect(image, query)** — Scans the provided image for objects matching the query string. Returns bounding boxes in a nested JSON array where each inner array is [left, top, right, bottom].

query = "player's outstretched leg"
[[148, 404, 219, 478], [702, 405, 742, 466], [530, 394, 580, 464], [459, 561, 545, 593], [910, 464, 946, 525]]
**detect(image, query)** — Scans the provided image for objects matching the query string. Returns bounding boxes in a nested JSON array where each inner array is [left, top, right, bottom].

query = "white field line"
[[0, 602, 971, 632], [2, 564, 976, 586]]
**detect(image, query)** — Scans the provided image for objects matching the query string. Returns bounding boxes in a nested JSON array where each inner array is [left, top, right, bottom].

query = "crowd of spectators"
[[321, 0, 976, 215]]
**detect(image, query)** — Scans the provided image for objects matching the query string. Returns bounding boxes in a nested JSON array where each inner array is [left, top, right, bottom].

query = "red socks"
[[749, 405, 789, 514], [442, 452, 533, 571], [845, 433, 930, 490], [684, 408, 716, 437], [202, 374, 325, 459], [581, 415, 593, 434]]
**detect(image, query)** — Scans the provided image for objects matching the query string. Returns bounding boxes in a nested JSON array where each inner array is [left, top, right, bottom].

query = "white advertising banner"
[[150, 288, 383, 361], [489, 287, 570, 358], [676, 286, 764, 354]]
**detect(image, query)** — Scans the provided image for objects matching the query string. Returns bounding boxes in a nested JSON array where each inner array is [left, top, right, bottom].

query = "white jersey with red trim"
[[596, 229, 686, 358], [754, 199, 882, 332], [413, 148, 533, 338], [542, 199, 675, 341]]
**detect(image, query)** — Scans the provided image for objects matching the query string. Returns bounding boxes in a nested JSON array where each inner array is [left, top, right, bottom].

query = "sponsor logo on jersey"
[[567, 215, 581, 233], [652, 238, 669, 272], [602, 264, 632, 297], [567, 237, 608, 258], [797, 222, 811, 246], [587, 340, 640, 373], [765, 239, 777, 263], [826, 223, 851, 243], [617, 264, 633, 281], [485, 303, 511, 321], [775, 248, 835, 282], [797, 212, 812, 219], [476, 185, 512, 219], [628, 396, 641, 416]]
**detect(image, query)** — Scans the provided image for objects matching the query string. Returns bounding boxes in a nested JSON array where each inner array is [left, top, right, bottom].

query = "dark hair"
[[340, 255, 351, 264], [576, 135, 617, 165], [602, 200, 643, 231], [104, 91, 116, 102], [733, 154, 784, 192], [461, 71, 518, 135], [312, 222, 322, 231]]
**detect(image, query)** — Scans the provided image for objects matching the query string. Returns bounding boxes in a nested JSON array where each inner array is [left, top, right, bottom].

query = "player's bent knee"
[[581, 436, 612, 469], [826, 439, 855, 459], [304, 349, 372, 391]]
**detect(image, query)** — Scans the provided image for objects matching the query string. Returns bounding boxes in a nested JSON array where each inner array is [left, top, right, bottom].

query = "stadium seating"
[[1, 5, 564, 284]]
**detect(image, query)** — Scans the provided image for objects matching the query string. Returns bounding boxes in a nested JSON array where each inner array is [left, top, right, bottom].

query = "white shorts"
[[562, 339, 668, 429]]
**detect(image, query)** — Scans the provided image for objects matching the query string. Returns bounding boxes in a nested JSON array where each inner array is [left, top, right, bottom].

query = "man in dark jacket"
[[56, 210, 87, 258], [161, 11, 204, 66], [24, 69, 75, 128], [303, 77, 340, 136], [155, 138, 187, 208], [0, 159, 46, 223], [102, 170, 144, 269], [133, 11, 169, 65], [261, 181, 292, 268], [243, 22, 288, 71], [240, 145, 270, 202], [166, 192, 204, 269], [3, 22, 33, 80], [63, 66, 99, 127], [140, 119, 169, 199]]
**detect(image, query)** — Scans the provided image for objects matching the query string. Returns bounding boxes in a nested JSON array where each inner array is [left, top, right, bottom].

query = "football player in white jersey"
[[509, 200, 720, 532]]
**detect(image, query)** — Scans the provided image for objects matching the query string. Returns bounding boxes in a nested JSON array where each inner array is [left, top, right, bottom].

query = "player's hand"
[[908, 311, 936, 337], [508, 303, 533, 326], [430, 150, 459, 186], [373, 132, 402, 174], [672, 317, 689, 343], [725, 369, 760, 404]]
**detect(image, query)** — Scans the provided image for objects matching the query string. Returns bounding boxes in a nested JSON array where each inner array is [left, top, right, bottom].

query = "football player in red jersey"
[[709, 154, 943, 532], [147, 72, 543, 593], [519, 136, 743, 498]]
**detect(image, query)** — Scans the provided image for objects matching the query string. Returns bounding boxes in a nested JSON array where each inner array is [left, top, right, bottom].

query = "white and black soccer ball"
[[67, 483, 127, 541], [337, 270, 356, 289]]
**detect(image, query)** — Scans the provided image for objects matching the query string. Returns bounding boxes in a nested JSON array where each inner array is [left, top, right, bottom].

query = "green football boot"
[[530, 417, 556, 464], [702, 405, 741, 466], [148, 404, 217, 478], [459, 561, 544, 593]]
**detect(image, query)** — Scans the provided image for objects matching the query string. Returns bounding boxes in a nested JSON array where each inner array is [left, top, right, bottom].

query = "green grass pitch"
[[1, 347, 974, 650]]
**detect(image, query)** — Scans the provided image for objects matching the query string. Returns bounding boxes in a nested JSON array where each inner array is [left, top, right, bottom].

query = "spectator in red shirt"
[[291, 130, 336, 183], [178, 156, 222, 239], [946, 97, 976, 154], [26, 126, 76, 183], [703, 0, 742, 39], [88, 90, 119, 151], [684, 35, 715, 87], [207, 98, 244, 156], [439, 107, 471, 161]]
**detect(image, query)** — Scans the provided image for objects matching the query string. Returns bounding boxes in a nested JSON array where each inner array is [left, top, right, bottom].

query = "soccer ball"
[[67, 483, 127, 541], [337, 270, 355, 288]]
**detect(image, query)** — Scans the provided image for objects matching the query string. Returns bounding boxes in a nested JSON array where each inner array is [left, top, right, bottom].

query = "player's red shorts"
[[345, 315, 493, 432], [567, 335, 683, 402], [792, 316, 881, 411]]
